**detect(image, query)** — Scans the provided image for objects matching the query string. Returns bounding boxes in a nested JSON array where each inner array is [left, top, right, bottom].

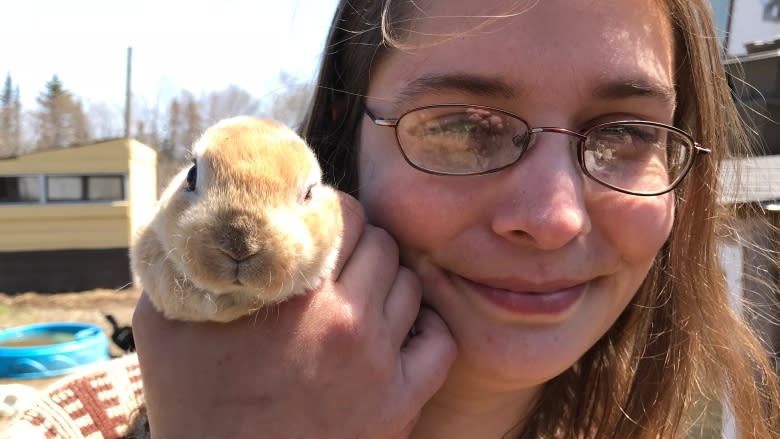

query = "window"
[[0, 176, 41, 203], [45, 175, 125, 202], [0, 174, 126, 204], [47, 176, 83, 201], [87, 176, 124, 201]]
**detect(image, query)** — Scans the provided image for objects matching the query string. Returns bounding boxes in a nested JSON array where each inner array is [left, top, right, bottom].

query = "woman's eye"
[[598, 125, 631, 140], [424, 118, 476, 135], [422, 113, 506, 137], [598, 124, 657, 144], [185, 163, 197, 192]]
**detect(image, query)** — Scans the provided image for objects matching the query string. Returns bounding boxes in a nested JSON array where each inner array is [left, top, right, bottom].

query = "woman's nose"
[[490, 134, 592, 250]]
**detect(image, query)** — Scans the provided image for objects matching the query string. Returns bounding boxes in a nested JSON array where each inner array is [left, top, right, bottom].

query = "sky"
[[1, 0, 340, 127]]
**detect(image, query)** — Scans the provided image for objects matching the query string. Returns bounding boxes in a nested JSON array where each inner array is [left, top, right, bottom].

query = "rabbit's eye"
[[185, 163, 197, 192], [303, 183, 315, 203]]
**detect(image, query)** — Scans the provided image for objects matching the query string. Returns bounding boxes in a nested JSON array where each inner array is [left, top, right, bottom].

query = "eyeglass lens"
[[395, 105, 693, 195]]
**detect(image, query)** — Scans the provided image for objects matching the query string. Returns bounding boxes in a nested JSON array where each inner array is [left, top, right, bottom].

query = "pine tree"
[[34, 75, 90, 148]]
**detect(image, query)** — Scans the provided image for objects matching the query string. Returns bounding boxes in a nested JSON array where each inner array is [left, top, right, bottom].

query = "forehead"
[[370, 0, 675, 108]]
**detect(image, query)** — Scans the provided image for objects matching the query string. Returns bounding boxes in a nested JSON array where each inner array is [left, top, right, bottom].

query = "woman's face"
[[359, 0, 676, 392]]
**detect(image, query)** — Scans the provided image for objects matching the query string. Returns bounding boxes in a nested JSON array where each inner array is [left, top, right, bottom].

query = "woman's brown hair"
[[302, 1, 780, 437]]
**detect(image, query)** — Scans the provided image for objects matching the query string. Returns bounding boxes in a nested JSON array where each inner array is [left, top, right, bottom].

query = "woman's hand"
[[132, 192, 457, 438]]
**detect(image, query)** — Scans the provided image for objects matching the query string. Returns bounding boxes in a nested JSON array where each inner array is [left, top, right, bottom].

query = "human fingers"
[[331, 191, 365, 279], [383, 265, 424, 349], [398, 306, 457, 407], [337, 223, 400, 307]]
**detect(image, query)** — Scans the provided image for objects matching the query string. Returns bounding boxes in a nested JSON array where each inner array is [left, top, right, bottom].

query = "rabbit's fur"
[[130, 117, 343, 322]]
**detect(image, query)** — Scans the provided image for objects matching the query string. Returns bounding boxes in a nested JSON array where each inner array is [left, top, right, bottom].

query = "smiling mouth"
[[457, 275, 590, 317]]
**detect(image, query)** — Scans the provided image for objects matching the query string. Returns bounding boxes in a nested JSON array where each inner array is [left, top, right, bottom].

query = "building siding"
[[0, 204, 130, 252], [0, 139, 131, 175], [0, 248, 132, 294]]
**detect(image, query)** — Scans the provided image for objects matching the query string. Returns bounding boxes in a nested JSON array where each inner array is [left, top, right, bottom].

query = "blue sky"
[[1, 0, 339, 117]]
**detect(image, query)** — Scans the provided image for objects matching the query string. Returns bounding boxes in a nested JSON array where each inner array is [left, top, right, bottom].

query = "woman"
[[134, 0, 780, 437]]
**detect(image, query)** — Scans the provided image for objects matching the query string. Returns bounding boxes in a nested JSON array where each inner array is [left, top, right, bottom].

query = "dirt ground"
[[0, 288, 141, 432]]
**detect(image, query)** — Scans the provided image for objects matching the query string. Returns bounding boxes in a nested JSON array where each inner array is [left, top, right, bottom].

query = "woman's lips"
[[459, 276, 589, 317]]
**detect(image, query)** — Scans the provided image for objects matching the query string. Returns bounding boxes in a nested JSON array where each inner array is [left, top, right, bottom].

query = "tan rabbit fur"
[[130, 116, 343, 322]]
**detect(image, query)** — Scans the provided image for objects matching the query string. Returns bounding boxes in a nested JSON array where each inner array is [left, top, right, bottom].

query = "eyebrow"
[[392, 72, 676, 106], [392, 72, 516, 106], [592, 78, 677, 105]]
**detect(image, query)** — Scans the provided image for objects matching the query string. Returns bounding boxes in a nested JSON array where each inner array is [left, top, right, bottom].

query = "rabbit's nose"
[[217, 219, 257, 261]]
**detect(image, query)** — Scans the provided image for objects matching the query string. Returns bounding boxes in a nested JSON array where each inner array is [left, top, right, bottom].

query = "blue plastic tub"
[[0, 322, 110, 379]]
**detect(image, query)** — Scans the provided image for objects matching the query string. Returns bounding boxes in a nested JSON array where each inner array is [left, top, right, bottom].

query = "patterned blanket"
[[1, 354, 145, 439]]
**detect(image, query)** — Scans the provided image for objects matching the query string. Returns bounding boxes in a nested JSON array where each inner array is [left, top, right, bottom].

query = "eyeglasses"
[[364, 104, 710, 196]]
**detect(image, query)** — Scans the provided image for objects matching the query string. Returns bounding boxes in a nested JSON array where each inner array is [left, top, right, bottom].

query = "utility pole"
[[124, 47, 132, 139]]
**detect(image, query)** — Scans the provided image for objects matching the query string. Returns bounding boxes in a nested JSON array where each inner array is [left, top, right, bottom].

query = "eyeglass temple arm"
[[364, 107, 399, 127], [694, 143, 711, 155]]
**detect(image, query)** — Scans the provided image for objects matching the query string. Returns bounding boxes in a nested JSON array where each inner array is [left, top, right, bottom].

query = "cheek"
[[359, 129, 407, 230], [358, 129, 467, 251], [360, 166, 447, 248], [590, 191, 674, 263]]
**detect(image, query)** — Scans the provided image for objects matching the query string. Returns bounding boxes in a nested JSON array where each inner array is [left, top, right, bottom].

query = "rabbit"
[[129, 116, 343, 322]]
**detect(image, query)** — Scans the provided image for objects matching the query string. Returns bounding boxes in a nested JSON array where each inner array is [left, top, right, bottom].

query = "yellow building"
[[0, 138, 157, 293]]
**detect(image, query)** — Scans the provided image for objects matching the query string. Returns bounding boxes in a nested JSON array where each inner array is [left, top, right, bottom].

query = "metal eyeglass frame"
[[363, 104, 711, 196]]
